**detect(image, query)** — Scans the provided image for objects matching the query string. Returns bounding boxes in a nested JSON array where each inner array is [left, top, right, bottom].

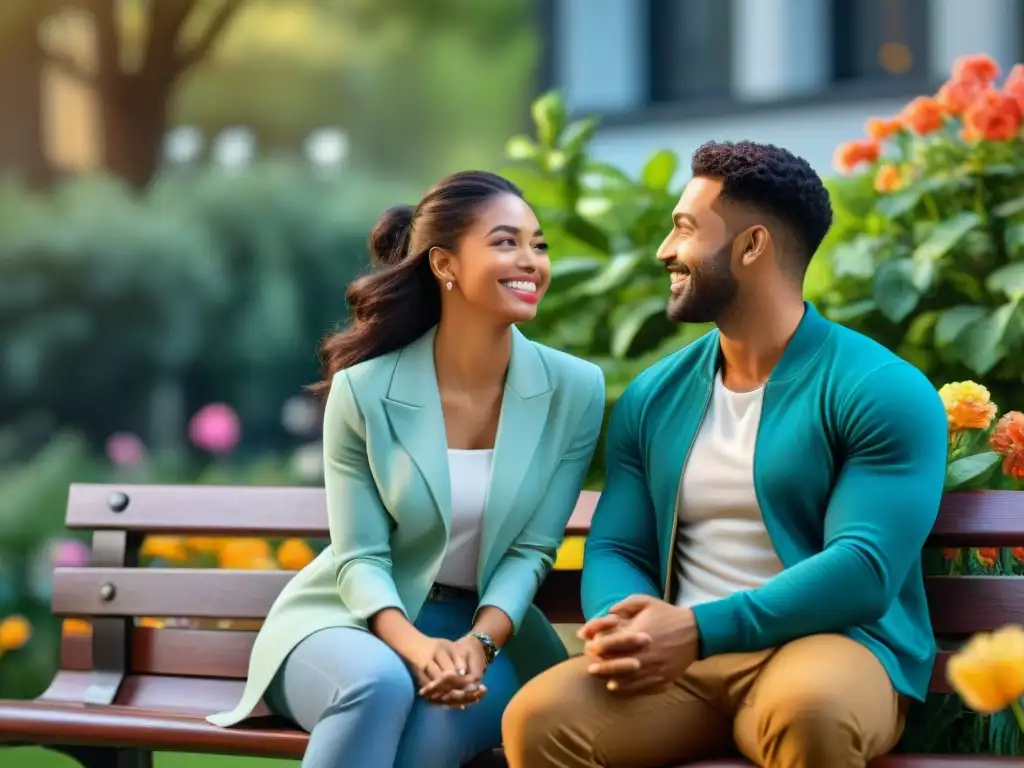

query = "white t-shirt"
[[435, 449, 492, 590], [674, 371, 784, 608]]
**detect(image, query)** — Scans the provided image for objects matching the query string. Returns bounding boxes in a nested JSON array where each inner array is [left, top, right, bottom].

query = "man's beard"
[[666, 243, 738, 324]]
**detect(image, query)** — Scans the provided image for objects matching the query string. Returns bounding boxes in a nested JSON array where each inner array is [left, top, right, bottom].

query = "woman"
[[208, 170, 606, 767]]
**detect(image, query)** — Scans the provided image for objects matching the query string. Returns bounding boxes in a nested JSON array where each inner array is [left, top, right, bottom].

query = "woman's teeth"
[[500, 280, 537, 293]]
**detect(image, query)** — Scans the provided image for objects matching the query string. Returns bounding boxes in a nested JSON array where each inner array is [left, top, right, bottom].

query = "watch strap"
[[469, 631, 499, 665]]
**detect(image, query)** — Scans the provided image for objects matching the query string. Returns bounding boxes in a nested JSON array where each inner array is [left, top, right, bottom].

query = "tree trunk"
[[97, 73, 170, 190], [0, 27, 53, 187]]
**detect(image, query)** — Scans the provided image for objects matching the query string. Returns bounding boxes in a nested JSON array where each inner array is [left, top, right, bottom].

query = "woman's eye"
[[534, 241, 549, 252], [495, 237, 516, 247]]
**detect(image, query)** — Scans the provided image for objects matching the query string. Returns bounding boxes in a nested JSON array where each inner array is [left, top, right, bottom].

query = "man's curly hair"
[[691, 140, 833, 274]]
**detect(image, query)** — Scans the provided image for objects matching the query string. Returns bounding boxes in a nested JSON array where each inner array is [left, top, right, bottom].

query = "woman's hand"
[[412, 636, 489, 707]]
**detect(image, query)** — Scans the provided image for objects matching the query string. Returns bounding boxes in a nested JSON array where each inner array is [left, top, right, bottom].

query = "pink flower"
[[188, 403, 241, 454], [51, 539, 91, 568], [106, 432, 147, 468]]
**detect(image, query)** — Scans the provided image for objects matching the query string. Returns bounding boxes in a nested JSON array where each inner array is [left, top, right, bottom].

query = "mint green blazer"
[[208, 326, 606, 727]]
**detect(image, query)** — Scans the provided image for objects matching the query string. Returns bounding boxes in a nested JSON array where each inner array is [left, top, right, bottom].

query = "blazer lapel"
[[478, 328, 553, 580], [382, 327, 452, 533]]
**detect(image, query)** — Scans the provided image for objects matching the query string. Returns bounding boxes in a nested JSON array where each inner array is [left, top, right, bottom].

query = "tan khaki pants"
[[502, 633, 905, 768]]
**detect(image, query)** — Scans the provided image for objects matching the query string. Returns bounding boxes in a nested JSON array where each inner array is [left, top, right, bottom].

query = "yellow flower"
[[0, 615, 32, 651], [277, 539, 315, 570], [185, 537, 225, 554], [140, 536, 189, 562], [218, 538, 275, 570], [938, 381, 998, 431], [947, 624, 1024, 713], [138, 617, 165, 629], [62, 618, 92, 637], [554, 537, 585, 570]]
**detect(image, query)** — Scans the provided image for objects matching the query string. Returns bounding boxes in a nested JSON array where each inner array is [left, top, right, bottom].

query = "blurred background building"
[[541, 0, 1021, 171]]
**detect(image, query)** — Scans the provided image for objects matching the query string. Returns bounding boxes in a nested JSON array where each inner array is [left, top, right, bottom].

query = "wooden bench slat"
[[52, 567, 585, 623], [65, 483, 600, 538], [926, 576, 1024, 636], [927, 491, 1024, 547]]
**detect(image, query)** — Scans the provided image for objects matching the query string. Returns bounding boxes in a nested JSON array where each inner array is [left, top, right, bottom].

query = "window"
[[832, 0, 929, 83], [647, 0, 733, 103]]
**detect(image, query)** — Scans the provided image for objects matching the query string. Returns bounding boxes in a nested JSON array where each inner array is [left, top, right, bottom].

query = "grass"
[[3, 748, 296, 766]]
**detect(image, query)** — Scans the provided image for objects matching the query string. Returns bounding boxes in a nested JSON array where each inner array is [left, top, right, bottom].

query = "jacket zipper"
[[662, 383, 715, 602]]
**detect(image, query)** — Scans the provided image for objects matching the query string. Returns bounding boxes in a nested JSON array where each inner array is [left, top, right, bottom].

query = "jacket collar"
[[700, 301, 832, 383]]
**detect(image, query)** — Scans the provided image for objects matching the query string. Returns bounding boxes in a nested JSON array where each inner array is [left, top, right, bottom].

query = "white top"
[[435, 449, 493, 590], [674, 371, 784, 608]]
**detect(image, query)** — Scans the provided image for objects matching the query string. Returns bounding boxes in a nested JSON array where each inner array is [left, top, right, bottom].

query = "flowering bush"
[[823, 54, 1024, 412]]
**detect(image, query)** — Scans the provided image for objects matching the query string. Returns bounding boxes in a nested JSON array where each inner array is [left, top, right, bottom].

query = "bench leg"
[[52, 745, 154, 768]]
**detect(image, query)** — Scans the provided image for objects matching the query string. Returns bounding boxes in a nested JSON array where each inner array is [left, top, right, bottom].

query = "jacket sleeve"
[[477, 365, 606, 632], [581, 384, 663, 620], [692, 362, 948, 657], [323, 370, 407, 621]]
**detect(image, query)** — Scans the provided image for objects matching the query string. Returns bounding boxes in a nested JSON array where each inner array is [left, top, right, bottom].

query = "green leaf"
[[1006, 223, 1024, 255], [993, 196, 1024, 217], [957, 301, 1019, 375], [640, 150, 679, 192], [911, 212, 982, 262], [505, 135, 538, 161], [531, 91, 566, 149], [610, 297, 667, 358], [873, 258, 919, 322], [945, 452, 1001, 491], [560, 116, 599, 157], [573, 252, 644, 297], [563, 214, 611, 254], [831, 237, 877, 279], [547, 257, 601, 291], [826, 299, 876, 322], [986, 261, 1024, 299], [875, 188, 921, 219], [935, 305, 987, 345]]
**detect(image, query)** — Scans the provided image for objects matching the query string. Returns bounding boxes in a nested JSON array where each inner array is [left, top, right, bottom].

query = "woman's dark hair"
[[308, 170, 523, 397]]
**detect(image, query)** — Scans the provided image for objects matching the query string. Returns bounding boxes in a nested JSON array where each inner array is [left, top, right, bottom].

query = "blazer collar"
[[386, 325, 551, 405], [700, 301, 832, 383]]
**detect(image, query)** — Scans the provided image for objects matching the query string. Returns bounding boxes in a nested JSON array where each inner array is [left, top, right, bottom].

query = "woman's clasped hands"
[[410, 635, 489, 709]]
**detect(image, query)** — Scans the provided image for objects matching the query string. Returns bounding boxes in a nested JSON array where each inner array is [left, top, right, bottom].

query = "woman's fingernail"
[[607, 680, 619, 691], [458, 668, 466, 675], [588, 664, 599, 674]]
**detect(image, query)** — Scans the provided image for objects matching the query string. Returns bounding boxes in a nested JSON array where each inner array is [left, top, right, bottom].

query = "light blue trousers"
[[266, 592, 519, 768]]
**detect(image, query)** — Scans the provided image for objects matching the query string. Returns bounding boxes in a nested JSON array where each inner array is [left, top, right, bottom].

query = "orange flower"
[[952, 53, 1000, 84], [1012, 547, 1024, 563], [832, 139, 881, 174], [62, 618, 92, 637], [865, 116, 902, 142], [942, 548, 961, 561], [974, 548, 999, 568], [218, 538, 275, 570], [1003, 64, 1024, 114], [963, 89, 1022, 142], [947, 624, 1024, 714], [937, 78, 985, 116], [277, 539, 315, 571], [939, 381, 998, 431], [186, 537, 224, 554], [900, 96, 945, 135], [991, 411, 1024, 454], [873, 164, 904, 193], [140, 536, 188, 562], [0, 615, 31, 652]]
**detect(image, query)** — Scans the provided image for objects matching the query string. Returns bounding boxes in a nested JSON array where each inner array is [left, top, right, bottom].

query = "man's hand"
[[579, 594, 700, 696]]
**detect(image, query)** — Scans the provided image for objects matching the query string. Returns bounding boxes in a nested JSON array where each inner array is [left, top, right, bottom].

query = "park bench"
[[0, 484, 1021, 767]]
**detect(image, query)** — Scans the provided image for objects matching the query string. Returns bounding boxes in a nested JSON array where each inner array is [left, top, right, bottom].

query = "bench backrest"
[[46, 484, 1024, 714]]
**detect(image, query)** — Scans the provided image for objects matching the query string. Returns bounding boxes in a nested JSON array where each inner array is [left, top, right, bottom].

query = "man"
[[501, 141, 948, 768]]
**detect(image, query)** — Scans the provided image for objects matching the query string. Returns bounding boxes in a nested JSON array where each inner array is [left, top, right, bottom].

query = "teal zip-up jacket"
[[582, 303, 948, 701]]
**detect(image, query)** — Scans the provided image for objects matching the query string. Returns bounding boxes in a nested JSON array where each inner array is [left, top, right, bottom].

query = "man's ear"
[[738, 225, 770, 267]]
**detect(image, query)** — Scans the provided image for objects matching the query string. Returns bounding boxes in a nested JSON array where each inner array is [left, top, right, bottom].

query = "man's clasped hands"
[[579, 594, 701, 695]]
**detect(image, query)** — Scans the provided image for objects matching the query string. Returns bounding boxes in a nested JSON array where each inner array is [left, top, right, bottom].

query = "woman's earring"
[[446, 281, 453, 291]]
